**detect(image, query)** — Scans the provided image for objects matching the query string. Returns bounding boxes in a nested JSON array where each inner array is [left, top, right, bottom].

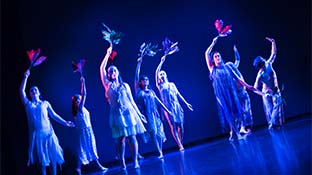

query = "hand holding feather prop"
[[214, 19, 232, 37], [138, 42, 161, 58], [162, 38, 179, 56], [72, 59, 86, 76], [27, 48, 47, 69], [101, 23, 124, 45]]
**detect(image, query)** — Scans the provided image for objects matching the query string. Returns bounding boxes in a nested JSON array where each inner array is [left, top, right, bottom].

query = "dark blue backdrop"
[[2, 0, 311, 174]]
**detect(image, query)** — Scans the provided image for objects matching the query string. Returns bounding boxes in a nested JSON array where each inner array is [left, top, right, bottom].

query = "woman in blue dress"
[[72, 76, 107, 174], [20, 69, 75, 175], [155, 54, 193, 151], [100, 44, 147, 170], [205, 36, 262, 141], [134, 56, 171, 158]]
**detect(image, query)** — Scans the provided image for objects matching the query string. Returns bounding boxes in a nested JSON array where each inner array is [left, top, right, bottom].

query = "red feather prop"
[[214, 19, 232, 36], [72, 59, 86, 74], [26, 48, 47, 69], [109, 50, 117, 61]]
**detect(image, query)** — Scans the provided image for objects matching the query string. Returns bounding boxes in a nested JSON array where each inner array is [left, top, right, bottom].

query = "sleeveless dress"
[[106, 83, 146, 138], [24, 100, 64, 167], [210, 63, 243, 132], [136, 89, 166, 142], [228, 63, 253, 127], [159, 82, 184, 124], [74, 107, 99, 165]]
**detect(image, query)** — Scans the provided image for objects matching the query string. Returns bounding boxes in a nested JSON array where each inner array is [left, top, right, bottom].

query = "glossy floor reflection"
[[85, 115, 311, 175]]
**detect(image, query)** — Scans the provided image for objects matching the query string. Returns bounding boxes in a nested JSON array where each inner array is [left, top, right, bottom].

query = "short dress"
[[106, 83, 146, 138], [24, 100, 64, 167], [74, 107, 99, 165], [210, 63, 243, 132], [136, 89, 166, 142], [159, 82, 184, 124]]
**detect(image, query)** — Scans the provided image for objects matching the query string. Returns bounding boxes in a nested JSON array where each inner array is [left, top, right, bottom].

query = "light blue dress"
[[106, 83, 146, 138], [210, 62, 243, 133], [74, 107, 99, 165], [24, 100, 64, 167], [136, 89, 166, 142], [158, 82, 184, 124]]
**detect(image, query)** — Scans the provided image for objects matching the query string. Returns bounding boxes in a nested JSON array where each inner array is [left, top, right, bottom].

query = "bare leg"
[[170, 123, 184, 151], [117, 137, 127, 170], [128, 135, 140, 168], [41, 165, 46, 175], [51, 162, 57, 175]]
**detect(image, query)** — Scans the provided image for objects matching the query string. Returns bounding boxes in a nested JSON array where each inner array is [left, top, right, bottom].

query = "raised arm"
[[155, 55, 166, 90], [266, 37, 277, 64], [205, 36, 219, 73], [233, 45, 240, 68], [134, 57, 143, 94], [100, 43, 113, 91], [20, 69, 30, 104], [47, 101, 75, 127], [78, 76, 86, 111]]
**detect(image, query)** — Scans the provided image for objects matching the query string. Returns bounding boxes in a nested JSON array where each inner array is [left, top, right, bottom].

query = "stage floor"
[[79, 114, 312, 175]]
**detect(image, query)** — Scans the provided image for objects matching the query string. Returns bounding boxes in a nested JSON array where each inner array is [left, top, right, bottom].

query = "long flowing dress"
[[158, 82, 184, 124], [106, 83, 146, 138], [136, 89, 166, 142], [228, 64, 253, 127], [24, 100, 64, 167], [74, 107, 99, 165], [210, 63, 243, 133]]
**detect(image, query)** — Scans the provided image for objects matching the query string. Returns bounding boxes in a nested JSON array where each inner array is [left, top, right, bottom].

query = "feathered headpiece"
[[27, 48, 47, 69], [162, 38, 179, 55], [214, 19, 232, 36]]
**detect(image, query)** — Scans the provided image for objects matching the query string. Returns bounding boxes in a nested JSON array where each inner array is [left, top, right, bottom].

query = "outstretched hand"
[[137, 57, 143, 62], [233, 45, 237, 52], [265, 37, 275, 42], [66, 121, 75, 127], [80, 76, 85, 83], [107, 46, 113, 55], [24, 69, 30, 78], [187, 103, 194, 111], [140, 114, 147, 123]]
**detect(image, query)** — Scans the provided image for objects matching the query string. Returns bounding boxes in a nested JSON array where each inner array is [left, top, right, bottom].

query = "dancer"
[[253, 37, 284, 129], [232, 45, 253, 134], [155, 51, 193, 151], [135, 56, 170, 158], [205, 36, 262, 141], [72, 74, 108, 174], [100, 44, 146, 170], [20, 69, 75, 175]]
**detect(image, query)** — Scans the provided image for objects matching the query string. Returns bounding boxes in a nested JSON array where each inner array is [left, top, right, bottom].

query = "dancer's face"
[[140, 76, 149, 87], [29, 86, 40, 99], [213, 52, 222, 66], [108, 66, 119, 81], [158, 71, 167, 84]]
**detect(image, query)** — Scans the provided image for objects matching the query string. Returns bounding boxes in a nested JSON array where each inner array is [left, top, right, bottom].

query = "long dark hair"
[[71, 94, 80, 116]]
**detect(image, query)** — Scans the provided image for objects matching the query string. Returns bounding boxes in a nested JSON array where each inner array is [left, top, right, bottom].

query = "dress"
[[74, 107, 99, 165], [210, 62, 243, 132], [106, 83, 146, 138], [136, 89, 166, 142], [228, 64, 253, 127], [158, 82, 184, 124], [24, 100, 64, 167]]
